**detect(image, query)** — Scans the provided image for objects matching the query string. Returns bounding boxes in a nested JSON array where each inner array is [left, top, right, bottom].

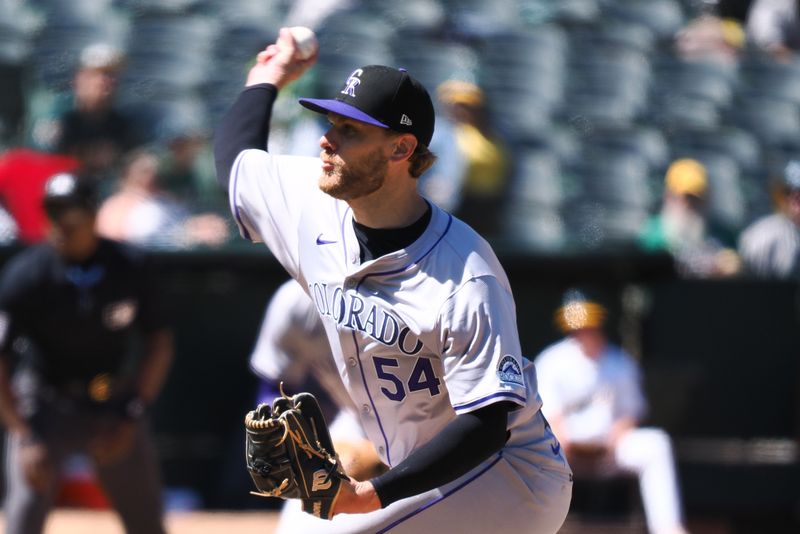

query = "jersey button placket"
[[347, 357, 357, 367]]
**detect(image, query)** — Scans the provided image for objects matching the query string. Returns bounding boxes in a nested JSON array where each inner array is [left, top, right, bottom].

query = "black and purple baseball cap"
[[299, 65, 435, 146]]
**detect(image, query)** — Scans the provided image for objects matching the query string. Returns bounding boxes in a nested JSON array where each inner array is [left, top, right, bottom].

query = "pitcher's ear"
[[390, 134, 417, 162]]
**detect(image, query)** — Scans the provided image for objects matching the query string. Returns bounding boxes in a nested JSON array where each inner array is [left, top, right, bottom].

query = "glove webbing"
[[245, 413, 291, 498], [250, 478, 291, 498]]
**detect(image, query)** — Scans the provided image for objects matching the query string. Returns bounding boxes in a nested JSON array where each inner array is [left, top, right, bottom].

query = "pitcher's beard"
[[319, 149, 388, 201]]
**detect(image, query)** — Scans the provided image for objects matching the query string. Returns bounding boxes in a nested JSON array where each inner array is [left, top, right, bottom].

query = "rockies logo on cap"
[[299, 65, 435, 147]]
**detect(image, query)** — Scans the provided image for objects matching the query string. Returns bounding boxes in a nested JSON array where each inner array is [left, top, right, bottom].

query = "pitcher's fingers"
[[275, 27, 298, 58], [256, 44, 280, 64]]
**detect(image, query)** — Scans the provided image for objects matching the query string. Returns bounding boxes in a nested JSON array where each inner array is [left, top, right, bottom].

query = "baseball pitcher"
[[214, 28, 572, 533]]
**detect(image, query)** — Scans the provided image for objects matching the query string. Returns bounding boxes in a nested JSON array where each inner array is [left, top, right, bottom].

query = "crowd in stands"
[[0, 0, 798, 280]]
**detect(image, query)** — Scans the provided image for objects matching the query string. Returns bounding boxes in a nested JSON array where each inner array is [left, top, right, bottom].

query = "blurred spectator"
[[639, 158, 740, 278], [0, 173, 172, 534], [675, 13, 746, 63], [421, 80, 510, 238], [97, 149, 230, 248], [534, 289, 688, 534], [52, 43, 140, 181], [0, 44, 142, 245], [0, 147, 81, 244], [250, 280, 348, 413], [738, 160, 800, 279], [157, 127, 223, 212], [746, 0, 800, 59]]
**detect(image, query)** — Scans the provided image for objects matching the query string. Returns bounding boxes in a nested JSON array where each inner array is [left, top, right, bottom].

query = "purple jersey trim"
[[452, 391, 527, 412], [340, 205, 352, 267], [230, 153, 252, 241], [376, 453, 503, 533], [361, 211, 453, 279], [350, 212, 453, 467]]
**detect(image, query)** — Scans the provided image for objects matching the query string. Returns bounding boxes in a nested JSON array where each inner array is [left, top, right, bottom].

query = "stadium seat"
[[118, 14, 218, 107], [569, 20, 656, 54], [371, 0, 446, 33], [560, 92, 643, 127], [551, 0, 602, 25], [438, 0, 523, 37], [509, 149, 566, 208], [479, 27, 567, 136], [649, 94, 722, 129], [564, 24, 653, 125], [562, 199, 650, 248], [315, 12, 394, 94], [582, 126, 670, 170], [602, 0, 685, 41], [577, 149, 655, 211], [0, 0, 42, 64], [514, 126, 582, 171], [666, 126, 761, 174], [31, 2, 130, 89], [652, 56, 737, 108], [501, 203, 567, 251], [119, 0, 204, 14], [119, 96, 209, 143], [728, 97, 800, 146], [392, 39, 478, 93]]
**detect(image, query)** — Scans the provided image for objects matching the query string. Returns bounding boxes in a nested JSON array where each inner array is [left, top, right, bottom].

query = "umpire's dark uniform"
[[0, 173, 172, 534]]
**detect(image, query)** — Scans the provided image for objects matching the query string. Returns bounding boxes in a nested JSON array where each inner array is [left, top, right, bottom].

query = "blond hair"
[[408, 144, 437, 178]]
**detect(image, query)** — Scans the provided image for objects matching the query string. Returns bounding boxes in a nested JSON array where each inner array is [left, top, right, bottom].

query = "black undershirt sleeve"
[[370, 401, 514, 507], [213, 83, 278, 190]]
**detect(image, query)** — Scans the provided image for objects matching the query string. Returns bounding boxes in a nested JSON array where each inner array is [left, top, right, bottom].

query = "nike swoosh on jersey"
[[316, 233, 337, 245], [550, 441, 561, 456]]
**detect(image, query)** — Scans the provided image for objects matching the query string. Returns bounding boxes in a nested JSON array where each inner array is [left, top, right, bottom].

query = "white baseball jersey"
[[534, 337, 647, 445], [228, 149, 571, 532]]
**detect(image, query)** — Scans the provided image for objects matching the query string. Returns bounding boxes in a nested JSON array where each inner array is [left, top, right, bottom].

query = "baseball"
[[289, 26, 318, 60]]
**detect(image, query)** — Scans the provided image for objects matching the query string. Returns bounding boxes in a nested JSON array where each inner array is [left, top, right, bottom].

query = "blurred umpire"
[[0, 173, 172, 534]]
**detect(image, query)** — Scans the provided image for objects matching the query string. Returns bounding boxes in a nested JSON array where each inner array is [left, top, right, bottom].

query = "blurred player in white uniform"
[[214, 29, 572, 533], [534, 289, 688, 534], [249, 278, 352, 413], [249, 279, 387, 532]]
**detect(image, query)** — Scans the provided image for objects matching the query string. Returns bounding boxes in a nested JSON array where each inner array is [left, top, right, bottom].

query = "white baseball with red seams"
[[289, 26, 318, 60]]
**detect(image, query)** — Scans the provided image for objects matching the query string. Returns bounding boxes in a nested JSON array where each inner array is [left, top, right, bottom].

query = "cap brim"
[[298, 98, 389, 129]]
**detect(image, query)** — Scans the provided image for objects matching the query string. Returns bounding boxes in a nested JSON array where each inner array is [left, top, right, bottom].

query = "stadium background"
[[0, 0, 798, 532]]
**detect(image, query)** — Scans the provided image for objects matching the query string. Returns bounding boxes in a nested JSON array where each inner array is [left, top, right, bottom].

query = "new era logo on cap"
[[299, 65, 435, 146]]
